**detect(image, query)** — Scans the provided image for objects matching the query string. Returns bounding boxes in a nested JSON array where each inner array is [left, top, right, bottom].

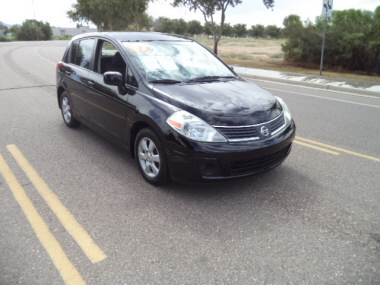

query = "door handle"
[[64, 70, 72, 75], [88, 81, 95, 87]]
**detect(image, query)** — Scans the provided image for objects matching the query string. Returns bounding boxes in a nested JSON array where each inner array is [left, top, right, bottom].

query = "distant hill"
[[0, 21, 12, 28]]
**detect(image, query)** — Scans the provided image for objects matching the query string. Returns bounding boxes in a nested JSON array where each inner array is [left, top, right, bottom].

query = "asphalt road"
[[0, 41, 379, 285]]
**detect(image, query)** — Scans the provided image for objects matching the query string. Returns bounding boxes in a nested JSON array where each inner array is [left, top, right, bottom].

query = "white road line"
[[34, 47, 57, 65], [242, 77, 380, 100], [265, 87, 380, 109]]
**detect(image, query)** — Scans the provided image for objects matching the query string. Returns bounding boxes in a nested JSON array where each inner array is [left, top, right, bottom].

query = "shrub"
[[282, 6, 380, 74]]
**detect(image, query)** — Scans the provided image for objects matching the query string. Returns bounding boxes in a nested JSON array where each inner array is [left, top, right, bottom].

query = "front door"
[[85, 40, 131, 143]]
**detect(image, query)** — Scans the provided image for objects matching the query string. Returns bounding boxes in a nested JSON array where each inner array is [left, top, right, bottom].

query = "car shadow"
[[60, 122, 320, 238]]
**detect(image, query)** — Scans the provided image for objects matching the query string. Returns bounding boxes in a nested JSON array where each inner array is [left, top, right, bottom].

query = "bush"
[[0, 35, 12, 42], [282, 6, 380, 74], [14, 19, 52, 41]]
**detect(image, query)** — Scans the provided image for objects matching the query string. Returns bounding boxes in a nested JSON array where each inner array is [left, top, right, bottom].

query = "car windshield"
[[122, 41, 235, 82]]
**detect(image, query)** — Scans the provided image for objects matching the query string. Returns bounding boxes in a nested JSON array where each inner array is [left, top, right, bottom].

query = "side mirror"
[[104, 71, 128, 95], [104, 71, 124, 86]]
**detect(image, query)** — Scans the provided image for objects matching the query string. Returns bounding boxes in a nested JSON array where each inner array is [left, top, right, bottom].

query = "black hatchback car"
[[57, 32, 295, 185]]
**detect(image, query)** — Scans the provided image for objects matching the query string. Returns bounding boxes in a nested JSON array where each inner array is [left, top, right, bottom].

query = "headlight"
[[166, 110, 227, 142], [276, 96, 292, 126]]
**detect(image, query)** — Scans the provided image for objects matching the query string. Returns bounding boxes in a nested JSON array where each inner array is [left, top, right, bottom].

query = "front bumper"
[[165, 120, 296, 183]]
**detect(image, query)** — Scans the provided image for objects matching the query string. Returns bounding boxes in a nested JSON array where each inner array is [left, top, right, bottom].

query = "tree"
[[153, 17, 174, 33], [139, 13, 153, 31], [281, 14, 304, 61], [371, 6, 380, 73], [249, 24, 265, 38], [0, 22, 8, 35], [203, 22, 214, 35], [233, 23, 247, 37], [188, 20, 204, 35], [10, 25, 20, 37], [281, 7, 380, 74], [282, 14, 302, 38], [128, 0, 151, 31], [264, 25, 281, 38], [173, 0, 275, 54], [67, 0, 150, 31], [222, 23, 233, 36], [14, 20, 52, 41], [173, 19, 188, 35], [327, 9, 374, 71]]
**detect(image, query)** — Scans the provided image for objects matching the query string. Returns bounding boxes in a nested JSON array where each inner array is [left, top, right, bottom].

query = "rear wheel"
[[135, 128, 168, 186], [60, 91, 80, 128]]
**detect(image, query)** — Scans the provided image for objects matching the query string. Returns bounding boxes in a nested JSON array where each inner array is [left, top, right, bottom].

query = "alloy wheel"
[[137, 137, 161, 178], [62, 96, 72, 123]]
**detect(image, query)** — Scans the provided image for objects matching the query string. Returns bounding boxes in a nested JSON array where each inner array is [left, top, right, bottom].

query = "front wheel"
[[135, 128, 168, 186], [60, 91, 80, 128]]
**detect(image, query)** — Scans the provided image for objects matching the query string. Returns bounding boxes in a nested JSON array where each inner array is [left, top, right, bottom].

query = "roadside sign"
[[320, 0, 333, 75], [321, 0, 333, 18]]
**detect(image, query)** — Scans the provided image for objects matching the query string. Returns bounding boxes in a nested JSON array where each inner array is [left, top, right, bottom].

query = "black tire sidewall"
[[135, 128, 168, 186]]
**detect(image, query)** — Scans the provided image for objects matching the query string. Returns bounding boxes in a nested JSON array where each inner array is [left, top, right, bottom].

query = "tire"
[[135, 128, 168, 186], [60, 91, 80, 128]]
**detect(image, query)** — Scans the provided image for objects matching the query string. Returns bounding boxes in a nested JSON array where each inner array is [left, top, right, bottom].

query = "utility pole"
[[320, 0, 333, 76], [32, 0, 39, 41]]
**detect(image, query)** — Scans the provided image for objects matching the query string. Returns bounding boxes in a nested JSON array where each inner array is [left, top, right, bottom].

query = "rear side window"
[[74, 39, 96, 69], [65, 41, 79, 64]]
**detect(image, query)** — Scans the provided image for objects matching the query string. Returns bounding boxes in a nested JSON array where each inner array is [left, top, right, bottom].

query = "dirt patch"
[[199, 38, 284, 61], [195, 37, 380, 83]]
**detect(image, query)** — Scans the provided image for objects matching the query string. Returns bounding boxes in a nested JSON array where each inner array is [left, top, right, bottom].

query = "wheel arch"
[[129, 119, 165, 158], [57, 86, 66, 108]]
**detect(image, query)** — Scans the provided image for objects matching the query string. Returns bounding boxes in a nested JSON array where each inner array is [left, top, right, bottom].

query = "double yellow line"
[[0, 145, 107, 285], [294, 136, 380, 162]]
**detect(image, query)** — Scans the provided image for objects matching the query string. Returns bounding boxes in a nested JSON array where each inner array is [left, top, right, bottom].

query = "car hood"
[[151, 79, 282, 126]]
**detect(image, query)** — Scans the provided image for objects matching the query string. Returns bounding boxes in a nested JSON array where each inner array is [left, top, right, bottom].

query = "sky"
[[1, 0, 379, 28]]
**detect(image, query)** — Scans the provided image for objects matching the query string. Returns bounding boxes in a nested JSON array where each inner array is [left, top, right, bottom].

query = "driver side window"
[[96, 41, 137, 87], [97, 41, 125, 75]]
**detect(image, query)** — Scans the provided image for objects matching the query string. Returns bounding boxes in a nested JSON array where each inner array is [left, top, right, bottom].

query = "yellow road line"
[[0, 154, 86, 285], [293, 140, 340, 155], [7, 145, 107, 263], [296, 136, 380, 162]]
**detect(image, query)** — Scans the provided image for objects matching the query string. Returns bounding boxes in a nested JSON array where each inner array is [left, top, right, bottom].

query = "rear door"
[[62, 38, 97, 121]]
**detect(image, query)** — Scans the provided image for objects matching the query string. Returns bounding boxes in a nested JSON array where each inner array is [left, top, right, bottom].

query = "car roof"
[[71, 32, 192, 42]]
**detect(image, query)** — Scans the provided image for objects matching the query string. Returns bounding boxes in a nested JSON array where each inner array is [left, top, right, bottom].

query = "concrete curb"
[[238, 73, 380, 98]]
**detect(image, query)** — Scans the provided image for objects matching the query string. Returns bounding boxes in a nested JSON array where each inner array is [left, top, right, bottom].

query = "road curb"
[[238, 73, 380, 98]]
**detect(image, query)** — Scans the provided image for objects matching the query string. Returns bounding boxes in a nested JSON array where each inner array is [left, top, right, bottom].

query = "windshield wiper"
[[187, 76, 237, 82], [149, 79, 182, 84]]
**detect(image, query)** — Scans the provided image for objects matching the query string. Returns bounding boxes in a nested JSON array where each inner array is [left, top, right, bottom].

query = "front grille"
[[268, 114, 285, 133], [229, 145, 291, 176], [214, 126, 258, 139], [214, 113, 285, 141]]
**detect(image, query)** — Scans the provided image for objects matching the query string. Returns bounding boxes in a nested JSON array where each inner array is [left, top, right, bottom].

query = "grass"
[[0, 35, 72, 41], [52, 35, 72, 40], [225, 53, 252, 60], [194, 37, 380, 83]]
